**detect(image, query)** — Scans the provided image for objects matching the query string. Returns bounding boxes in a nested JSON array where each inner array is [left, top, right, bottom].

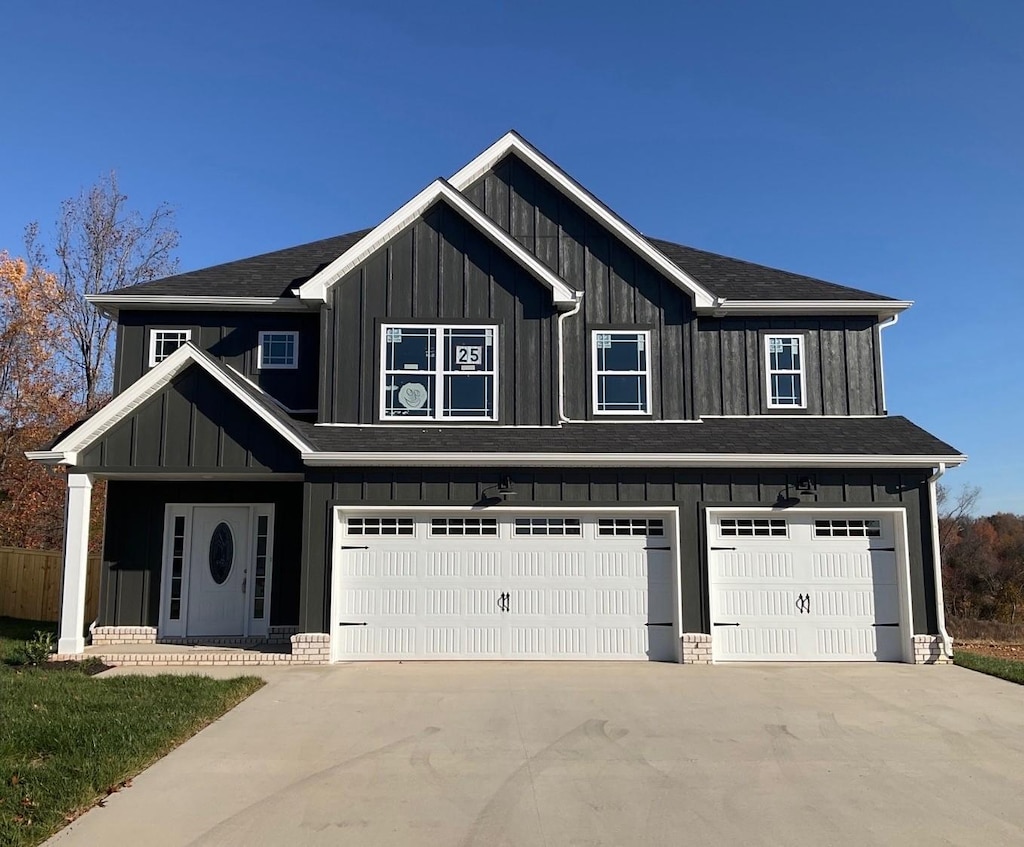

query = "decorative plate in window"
[[209, 522, 234, 585]]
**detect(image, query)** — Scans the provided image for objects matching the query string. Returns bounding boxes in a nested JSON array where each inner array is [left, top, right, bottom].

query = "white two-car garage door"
[[707, 510, 909, 662], [332, 511, 676, 662]]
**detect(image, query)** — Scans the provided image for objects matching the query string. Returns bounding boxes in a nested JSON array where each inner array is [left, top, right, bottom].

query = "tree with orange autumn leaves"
[[0, 253, 79, 547], [939, 485, 1024, 625], [0, 174, 179, 551]]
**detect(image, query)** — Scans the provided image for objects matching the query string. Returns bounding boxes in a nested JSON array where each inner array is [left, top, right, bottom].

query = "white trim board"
[[31, 343, 314, 466], [86, 295, 311, 317], [302, 451, 967, 468], [448, 131, 719, 310], [296, 179, 578, 307]]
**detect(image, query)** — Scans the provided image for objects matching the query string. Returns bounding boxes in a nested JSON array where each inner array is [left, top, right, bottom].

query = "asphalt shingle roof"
[[104, 228, 894, 303], [291, 416, 960, 459]]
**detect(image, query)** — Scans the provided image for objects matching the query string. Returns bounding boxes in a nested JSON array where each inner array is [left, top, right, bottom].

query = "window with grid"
[[814, 519, 882, 538], [719, 518, 788, 538], [430, 517, 498, 536], [381, 325, 497, 420], [168, 516, 186, 620], [253, 515, 270, 620], [765, 334, 806, 408], [347, 517, 415, 536], [514, 517, 582, 536], [149, 329, 191, 366], [598, 518, 664, 536], [258, 331, 298, 369], [592, 331, 651, 414]]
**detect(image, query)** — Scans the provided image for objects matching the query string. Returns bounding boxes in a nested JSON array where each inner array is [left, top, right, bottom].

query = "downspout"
[[927, 462, 953, 659], [557, 291, 585, 424], [877, 313, 899, 414]]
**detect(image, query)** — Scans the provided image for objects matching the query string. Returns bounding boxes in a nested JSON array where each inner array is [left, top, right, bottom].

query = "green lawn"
[[0, 617, 263, 846], [955, 650, 1024, 686]]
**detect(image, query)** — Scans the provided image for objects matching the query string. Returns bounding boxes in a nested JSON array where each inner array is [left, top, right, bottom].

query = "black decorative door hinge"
[[710, 546, 737, 551], [713, 622, 740, 627], [340, 545, 370, 550]]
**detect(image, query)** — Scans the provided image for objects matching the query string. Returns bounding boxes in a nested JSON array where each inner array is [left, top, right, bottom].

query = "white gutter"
[[927, 462, 954, 659], [877, 313, 899, 414], [707, 299, 913, 318], [557, 292, 585, 423]]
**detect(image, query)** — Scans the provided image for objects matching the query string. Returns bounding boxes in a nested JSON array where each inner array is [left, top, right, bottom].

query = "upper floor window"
[[258, 331, 299, 369], [592, 330, 651, 415], [380, 324, 498, 421], [765, 334, 806, 408], [149, 329, 191, 367]]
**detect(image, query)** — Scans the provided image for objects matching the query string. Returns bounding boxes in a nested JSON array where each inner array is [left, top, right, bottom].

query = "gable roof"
[[295, 179, 579, 306], [26, 343, 315, 466], [449, 131, 720, 310], [85, 131, 909, 316]]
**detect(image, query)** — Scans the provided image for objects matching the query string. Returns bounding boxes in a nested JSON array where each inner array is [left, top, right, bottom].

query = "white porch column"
[[58, 474, 93, 655]]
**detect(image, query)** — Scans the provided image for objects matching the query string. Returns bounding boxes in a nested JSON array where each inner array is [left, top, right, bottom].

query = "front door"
[[186, 506, 251, 637]]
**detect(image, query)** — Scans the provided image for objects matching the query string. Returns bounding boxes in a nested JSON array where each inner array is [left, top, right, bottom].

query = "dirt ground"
[[956, 641, 1024, 660]]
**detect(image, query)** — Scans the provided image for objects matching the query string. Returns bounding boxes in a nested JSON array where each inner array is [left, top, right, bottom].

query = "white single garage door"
[[332, 511, 676, 662], [708, 511, 906, 662]]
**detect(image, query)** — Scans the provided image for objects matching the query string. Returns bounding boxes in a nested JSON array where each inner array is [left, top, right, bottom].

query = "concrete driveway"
[[47, 662, 1024, 847]]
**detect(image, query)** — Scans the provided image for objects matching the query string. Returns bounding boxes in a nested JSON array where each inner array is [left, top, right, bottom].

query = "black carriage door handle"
[[497, 592, 510, 613]]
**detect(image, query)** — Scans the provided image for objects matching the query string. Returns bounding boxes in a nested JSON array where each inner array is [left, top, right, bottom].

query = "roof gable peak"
[[296, 177, 578, 307], [448, 131, 720, 310]]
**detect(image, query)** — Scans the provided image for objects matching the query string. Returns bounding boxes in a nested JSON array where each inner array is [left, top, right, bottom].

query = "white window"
[[380, 325, 498, 421], [148, 329, 191, 367], [592, 330, 651, 415], [765, 334, 806, 409], [258, 331, 299, 369]]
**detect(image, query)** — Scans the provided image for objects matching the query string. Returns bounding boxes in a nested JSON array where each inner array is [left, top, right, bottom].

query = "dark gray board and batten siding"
[[298, 467, 938, 639], [98, 481, 303, 628], [79, 366, 303, 474], [696, 317, 883, 416], [323, 201, 559, 425], [463, 154, 695, 421], [463, 153, 885, 420], [114, 311, 320, 412]]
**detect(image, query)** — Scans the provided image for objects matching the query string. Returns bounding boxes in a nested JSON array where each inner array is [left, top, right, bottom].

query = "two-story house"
[[30, 132, 965, 665]]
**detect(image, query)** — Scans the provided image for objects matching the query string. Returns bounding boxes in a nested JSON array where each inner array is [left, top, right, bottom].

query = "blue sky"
[[2, 1, 1020, 513]]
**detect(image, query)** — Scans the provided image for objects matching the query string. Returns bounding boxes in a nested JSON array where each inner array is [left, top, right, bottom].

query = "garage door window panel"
[[381, 325, 497, 420]]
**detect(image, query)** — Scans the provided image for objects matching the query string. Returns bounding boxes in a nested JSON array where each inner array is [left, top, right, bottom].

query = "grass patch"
[[0, 618, 264, 846], [954, 650, 1024, 686]]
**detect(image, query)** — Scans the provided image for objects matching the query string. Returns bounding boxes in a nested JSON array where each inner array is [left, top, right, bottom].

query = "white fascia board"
[[302, 451, 968, 468], [448, 131, 719, 310], [37, 343, 313, 466], [709, 299, 914, 317], [296, 179, 577, 306], [85, 295, 311, 317], [23, 450, 72, 464]]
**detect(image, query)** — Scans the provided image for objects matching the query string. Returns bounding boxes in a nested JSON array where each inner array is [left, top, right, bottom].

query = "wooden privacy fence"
[[0, 547, 102, 623]]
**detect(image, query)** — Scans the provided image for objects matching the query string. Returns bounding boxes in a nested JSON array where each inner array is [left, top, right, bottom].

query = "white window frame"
[[379, 324, 499, 422], [591, 330, 652, 416], [257, 330, 299, 370], [148, 329, 192, 367], [764, 333, 807, 409]]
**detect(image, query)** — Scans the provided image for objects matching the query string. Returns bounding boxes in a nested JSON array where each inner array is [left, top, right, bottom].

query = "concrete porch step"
[[53, 644, 297, 666]]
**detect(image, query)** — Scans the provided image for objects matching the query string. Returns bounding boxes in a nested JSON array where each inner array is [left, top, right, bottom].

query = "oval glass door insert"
[[209, 522, 234, 585]]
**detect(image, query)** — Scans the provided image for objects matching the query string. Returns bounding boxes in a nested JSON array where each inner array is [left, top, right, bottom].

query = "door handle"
[[796, 593, 810, 614], [497, 592, 510, 613]]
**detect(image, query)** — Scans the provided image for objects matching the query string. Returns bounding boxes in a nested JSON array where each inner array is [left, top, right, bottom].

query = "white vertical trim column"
[[58, 474, 93, 655]]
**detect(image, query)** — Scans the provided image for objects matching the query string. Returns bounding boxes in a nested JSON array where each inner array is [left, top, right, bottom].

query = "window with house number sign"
[[380, 325, 497, 420]]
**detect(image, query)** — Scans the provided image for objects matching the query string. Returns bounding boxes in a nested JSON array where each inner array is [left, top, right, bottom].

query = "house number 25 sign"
[[455, 345, 482, 369]]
